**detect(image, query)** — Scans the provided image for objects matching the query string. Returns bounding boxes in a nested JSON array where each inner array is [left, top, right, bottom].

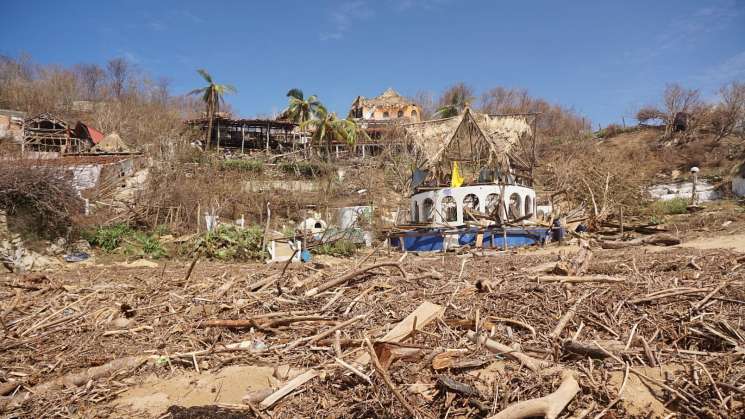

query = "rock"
[[110, 317, 132, 329], [71, 239, 92, 253], [31, 254, 61, 271]]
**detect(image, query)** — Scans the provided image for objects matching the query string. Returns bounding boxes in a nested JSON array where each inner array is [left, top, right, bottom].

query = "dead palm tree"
[[188, 69, 236, 151]]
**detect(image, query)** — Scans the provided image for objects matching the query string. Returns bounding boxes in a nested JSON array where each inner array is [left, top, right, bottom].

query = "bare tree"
[[409, 90, 436, 120], [635, 106, 664, 124], [709, 81, 745, 141], [662, 83, 701, 135], [434, 82, 475, 118], [75, 64, 105, 100], [107, 57, 130, 99]]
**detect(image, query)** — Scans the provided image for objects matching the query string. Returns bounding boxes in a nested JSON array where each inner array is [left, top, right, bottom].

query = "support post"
[[241, 125, 245, 154]]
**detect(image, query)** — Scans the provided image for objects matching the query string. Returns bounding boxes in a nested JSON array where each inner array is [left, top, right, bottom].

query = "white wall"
[[410, 184, 536, 226]]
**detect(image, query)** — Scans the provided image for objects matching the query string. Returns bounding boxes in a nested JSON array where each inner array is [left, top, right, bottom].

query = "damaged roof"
[[403, 108, 533, 172]]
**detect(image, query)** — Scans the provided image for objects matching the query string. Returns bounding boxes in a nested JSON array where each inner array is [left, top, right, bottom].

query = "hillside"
[[596, 126, 744, 180]]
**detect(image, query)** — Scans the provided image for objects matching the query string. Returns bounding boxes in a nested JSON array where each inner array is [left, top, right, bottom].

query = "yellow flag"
[[451, 161, 464, 188]]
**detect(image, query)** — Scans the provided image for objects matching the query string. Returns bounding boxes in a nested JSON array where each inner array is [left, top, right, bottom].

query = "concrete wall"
[[364, 104, 421, 121], [410, 184, 536, 226], [647, 181, 721, 202], [733, 175, 745, 197]]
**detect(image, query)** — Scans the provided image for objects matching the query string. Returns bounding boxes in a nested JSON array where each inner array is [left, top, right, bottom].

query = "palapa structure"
[[403, 108, 536, 187]]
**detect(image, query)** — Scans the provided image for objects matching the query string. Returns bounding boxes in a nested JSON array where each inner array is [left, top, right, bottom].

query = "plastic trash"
[[64, 252, 90, 263], [301, 249, 312, 262]]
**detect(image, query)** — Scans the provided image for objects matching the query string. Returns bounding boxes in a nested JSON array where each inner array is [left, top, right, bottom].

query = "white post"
[[241, 126, 245, 154]]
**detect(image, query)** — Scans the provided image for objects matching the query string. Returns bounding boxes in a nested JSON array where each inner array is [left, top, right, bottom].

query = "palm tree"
[[283, 88, 326, 124], [434, 82, 474, 118], [188, 69, 236, 151], [300, 108, 369, 161]]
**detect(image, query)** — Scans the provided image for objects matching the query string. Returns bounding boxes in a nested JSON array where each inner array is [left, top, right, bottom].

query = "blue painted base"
[[389, 227, 551, 252]]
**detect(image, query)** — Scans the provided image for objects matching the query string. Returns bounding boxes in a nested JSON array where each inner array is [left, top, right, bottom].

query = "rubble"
[[1, 229, 744, 417]]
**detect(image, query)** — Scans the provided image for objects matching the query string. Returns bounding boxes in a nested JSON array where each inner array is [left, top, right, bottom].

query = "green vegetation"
[[283, 88, 326, 124], [312, 239, 358, 257], [84, 224, 166, 258], [85, 224, 133, 251], [650, 197, 689, 216], [192, 225, 266, 261], [279, 161, 331, 178], [222, 159, 264, 173]]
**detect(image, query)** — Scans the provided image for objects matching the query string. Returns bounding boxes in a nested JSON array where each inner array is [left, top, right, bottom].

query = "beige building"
[[349, 88, 421, 122]]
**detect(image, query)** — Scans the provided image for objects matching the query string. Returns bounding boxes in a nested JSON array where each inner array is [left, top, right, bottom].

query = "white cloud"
[[320, 1, 374, 41], [692, 50, 745, 87], [627, 0, 740, 62]]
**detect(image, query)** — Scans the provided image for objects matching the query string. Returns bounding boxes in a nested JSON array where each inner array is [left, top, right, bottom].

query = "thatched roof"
[[403, 108, 532, 172], [91, 132, 131, 153]]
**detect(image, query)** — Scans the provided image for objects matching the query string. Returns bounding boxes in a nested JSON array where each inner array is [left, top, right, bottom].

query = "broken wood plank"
[[259, 369, 318, 410], [353, 301, 444, 367]]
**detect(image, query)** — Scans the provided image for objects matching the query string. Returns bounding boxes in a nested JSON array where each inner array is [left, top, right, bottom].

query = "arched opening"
[[509, 193, 522, 220], [413, 201, 420, 223], [382, 111, 390, 119], [485, 193, 501, 219], [422, 198, 434, 222], [463, 194, 479, 221], [314, 222, 322, 229], [524, 195, 532, 218], [411, 110, 418, 118], [397, 110, 404, 118], [442, 196, 457, 222]]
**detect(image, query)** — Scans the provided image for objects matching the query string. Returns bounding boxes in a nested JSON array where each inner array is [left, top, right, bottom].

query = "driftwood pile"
[[1, 242, 744, 418]]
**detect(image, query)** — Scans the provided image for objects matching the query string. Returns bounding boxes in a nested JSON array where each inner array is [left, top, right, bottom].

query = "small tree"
[[300, 108, 369, 161], [434, 82, 474, 118], [662, 83, 701, 136], [709, 81, 745, 141]]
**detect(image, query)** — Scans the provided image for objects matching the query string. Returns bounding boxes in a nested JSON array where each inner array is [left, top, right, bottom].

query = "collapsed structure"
[[19, 113, 135, 156], [184, 115, 299, 152], [389, 108, 547, 251]]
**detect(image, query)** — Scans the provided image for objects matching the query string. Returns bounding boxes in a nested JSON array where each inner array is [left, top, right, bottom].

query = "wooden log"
[[549, 291, 593, 340], [467, 331, 551, 373], [599, 233, 680, 249], [490, 370, 579, 419], [535, 275, 624, 284], [305, 262, 406, 297]]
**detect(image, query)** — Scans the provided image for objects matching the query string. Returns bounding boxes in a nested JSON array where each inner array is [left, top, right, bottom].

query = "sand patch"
[[680, 233, 745, 252], [113, 365, 275, 417]]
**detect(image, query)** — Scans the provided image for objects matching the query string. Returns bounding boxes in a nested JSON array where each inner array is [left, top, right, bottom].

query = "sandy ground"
[[114, 365, 275, 417], [681, 232, 745, 253]]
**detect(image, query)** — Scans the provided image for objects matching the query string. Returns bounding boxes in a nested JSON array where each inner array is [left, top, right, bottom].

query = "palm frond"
[[196, 69, 213, 84], [287, 88, 304, 100]]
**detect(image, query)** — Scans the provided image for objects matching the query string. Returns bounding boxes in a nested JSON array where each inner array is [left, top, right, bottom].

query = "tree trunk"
[[205, 108, 213, 152]]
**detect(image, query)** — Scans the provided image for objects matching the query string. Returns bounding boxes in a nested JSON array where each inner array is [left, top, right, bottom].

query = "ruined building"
[[348, 88, 421, 122]]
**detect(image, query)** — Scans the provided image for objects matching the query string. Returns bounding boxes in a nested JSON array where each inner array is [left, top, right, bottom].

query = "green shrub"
[[85, 224, 166, 258], [650, 197, 689, 216], [313, 239, 358, 257], [279, 161, 330, 178], [222, 159, 264, 173], [132, 232, 167, 259], [85, 224, 133, 252], [192, 225, 266, 260]]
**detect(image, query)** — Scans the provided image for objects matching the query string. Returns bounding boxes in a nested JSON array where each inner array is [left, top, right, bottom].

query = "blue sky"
[[2, 0, 744, 126]]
